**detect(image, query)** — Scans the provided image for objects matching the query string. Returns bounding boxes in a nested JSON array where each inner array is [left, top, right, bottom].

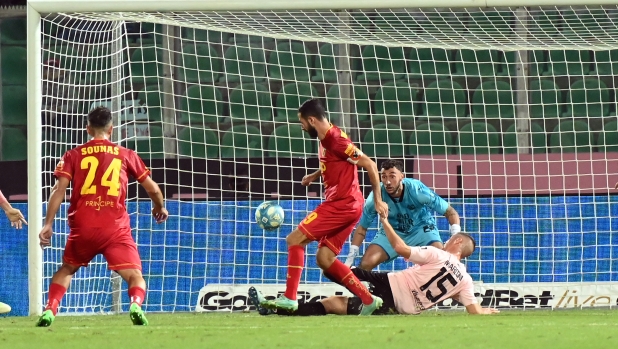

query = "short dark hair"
[[88, 106, 112, 129], [298, 98, 326, 120], [456, 232, 477, 258], [380, 159, 404, 172]]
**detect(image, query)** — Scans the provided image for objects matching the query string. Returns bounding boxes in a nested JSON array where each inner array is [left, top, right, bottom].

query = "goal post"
[[27, 0, 618, 316]]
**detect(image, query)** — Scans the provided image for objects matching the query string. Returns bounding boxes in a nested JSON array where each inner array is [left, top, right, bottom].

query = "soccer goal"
[[28, 0, 618, 315]]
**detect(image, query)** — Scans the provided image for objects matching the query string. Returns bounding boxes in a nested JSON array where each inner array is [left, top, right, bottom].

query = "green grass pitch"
[[1, 310, 617, 349]]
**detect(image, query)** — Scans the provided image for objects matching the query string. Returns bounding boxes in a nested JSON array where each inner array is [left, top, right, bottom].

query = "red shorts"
[[298, 195, 364, 255], [63, 226, 142, 271]]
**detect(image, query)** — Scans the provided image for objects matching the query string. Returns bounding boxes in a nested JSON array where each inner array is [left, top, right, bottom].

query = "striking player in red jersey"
[[36, 107, 168, 327], [258, 98, 389, 315]]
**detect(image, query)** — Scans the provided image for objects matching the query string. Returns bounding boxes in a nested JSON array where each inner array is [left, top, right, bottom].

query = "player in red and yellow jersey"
[[259, 98, 388, 315], [36, 107, 168, 327]]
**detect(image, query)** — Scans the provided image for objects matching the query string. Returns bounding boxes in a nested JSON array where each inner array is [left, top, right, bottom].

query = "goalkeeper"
[[344, 159, 461, 270]]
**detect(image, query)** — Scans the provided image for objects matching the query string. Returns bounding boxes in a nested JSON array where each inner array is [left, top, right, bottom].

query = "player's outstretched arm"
[[0, 189, 27, 229], [465, 303, 500, 315], [379, 215, 411, 258], [444, 206, 462, 235], [39, 177, 70, 248], [301, 169, 321, 186], [356, 155, 388, 217], [140, 176, 168, 223]]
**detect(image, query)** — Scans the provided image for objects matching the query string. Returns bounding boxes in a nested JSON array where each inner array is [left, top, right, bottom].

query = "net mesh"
[[38, 5, 618, 313]]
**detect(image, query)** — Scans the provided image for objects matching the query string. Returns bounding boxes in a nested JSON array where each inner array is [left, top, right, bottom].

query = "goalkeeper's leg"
[[276, 296, 353, 316]]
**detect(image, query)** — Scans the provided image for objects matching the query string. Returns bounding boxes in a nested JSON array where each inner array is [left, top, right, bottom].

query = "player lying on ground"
[[0, 189, 28, 314], [344, 159, 460, 270], [37, 107, 169, 327], [250, 215, 498, 316], [257, 98, 389, 316]]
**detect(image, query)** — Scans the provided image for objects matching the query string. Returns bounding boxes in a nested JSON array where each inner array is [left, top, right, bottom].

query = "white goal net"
[[38, 5, 618, 314]]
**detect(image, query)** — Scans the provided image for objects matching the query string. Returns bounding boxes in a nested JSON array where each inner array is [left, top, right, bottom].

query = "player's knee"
[[60, 263, 80, 275], [321, 296, 348, 315], [286, 229, 308, 246], [358, 258, 378, 271]]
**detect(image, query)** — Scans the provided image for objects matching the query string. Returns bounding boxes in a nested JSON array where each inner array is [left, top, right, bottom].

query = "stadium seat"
[[560, 8, 609, 39], [503, 122, 547, 154], [137, 85, 163, 122], [356, 46, 406, 82], [409, 123, 454, 155], [80, 46, 115, 85], [408, 48, 452, 79], [458, 122, 500, 154], [503, 50, 548, 77], [219, 46, 267, 83], [471, 80, 515, 119], [0, 18, 27, 45], [421, 79, 466, 118], [228, 33, 275, 46], [268, 41, 311, 81], [549, 120, 591, 153], [544, 50, 591, 76], [177, 127, 219, 158], [362, 124, 406, 157], [589, 50, 618, 76], [528, 10, 561, 41], [2, 85, 27, 126], [274, 83, 319, 123], [563, 78, 609, 118], [228, 84, 273, 122], [126, 124, 165, 159], [130, 46, 163, 85], [312, 44, 338, 83], [220, 125, 263, 158], [179, 85, 224, 126], [182, 28, 230, 44], [374, 81, 418, 125], [179, 44, 221, 83], [1, 46, 27, 85], [453, 49, 500, 77], [43, 45, 77, 70], [267, 124, 314, 157], [529, 79, 562, 119], [596, 120, 618, 152], [467, 11, 514, 37], [325, 85, 370, 125], [1, 127, 27, 161], [136, 23, 163, 45]]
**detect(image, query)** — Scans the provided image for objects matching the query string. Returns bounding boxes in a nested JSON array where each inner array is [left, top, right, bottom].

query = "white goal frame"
[[26, 0, 617, 316]]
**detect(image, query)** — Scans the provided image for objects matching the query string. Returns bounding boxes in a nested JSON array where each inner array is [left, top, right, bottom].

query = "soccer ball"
[[255, 201, 284, 230]]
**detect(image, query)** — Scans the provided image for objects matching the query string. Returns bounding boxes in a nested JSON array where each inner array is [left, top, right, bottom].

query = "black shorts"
[[346, 268, 398, 315]]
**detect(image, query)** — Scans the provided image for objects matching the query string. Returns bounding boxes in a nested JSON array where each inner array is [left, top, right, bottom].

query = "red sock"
[[45, 283, 67, 315], [128, 286, 146, 306], [284, 245, 305, 300], [326, 260, 373, 305]]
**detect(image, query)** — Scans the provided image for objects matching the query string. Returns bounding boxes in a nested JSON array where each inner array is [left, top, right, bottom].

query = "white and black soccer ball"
[[255, 201, 284, 230]]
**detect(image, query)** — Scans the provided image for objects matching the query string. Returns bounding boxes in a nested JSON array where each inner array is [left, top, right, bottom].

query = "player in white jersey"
[[249, 215, 498, 316]]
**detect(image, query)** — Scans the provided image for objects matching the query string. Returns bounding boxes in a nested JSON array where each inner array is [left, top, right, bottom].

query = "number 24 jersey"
[[54, 139, 150, 229]]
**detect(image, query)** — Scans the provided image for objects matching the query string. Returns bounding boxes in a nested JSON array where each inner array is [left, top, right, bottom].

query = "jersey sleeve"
[[410, 181, 449, 215], [358, 191, 377, 229], [126, 150, 150, 183], [321, 129, 364, 165], [406, 246, 440, 265], [455, 278, 478, 306], [54, 151, 74, 180]]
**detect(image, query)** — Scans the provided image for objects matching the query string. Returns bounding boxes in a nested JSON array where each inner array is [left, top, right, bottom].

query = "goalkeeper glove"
[[344, 245, 360, 267], [449, 224, 461, 236]]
